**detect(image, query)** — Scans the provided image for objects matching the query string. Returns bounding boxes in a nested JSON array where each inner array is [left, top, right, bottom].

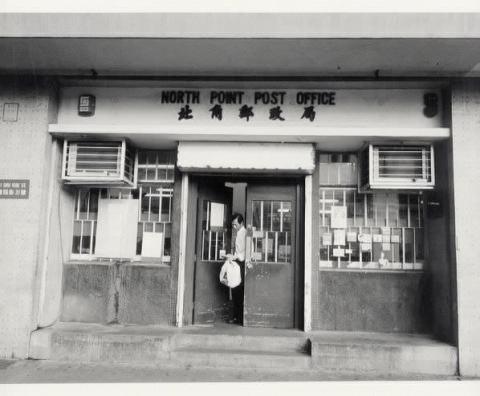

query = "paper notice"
[[391, 235, 401, 243], [382, 235, 391, 243], [358, 233, 372, 243], [381, 227, 391, 235], [210, 202, 225, 229], [331, 206, 347, 229], [322, 233, 332, 246], [360, 243, 371, 251], [333, 229, 346, 246], [333, 248, 345, 257], [382, 243, 391, 251], [347, 232, 357, 243], [372, 234, 382, 243]]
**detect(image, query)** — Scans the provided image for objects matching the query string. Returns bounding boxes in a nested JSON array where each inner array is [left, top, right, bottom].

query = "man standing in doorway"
[[227, 213, 246, 324]]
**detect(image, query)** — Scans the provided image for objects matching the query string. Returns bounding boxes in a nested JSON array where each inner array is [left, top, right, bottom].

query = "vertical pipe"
[[304, 175, 313, 332], [176, 173, 189, 327]]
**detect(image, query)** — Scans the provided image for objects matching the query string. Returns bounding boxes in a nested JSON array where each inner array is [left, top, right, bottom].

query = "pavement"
[[0, 358, 467, 383]]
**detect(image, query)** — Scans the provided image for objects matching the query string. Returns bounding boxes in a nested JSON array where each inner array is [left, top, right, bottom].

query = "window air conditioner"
[[359, 144, 435, 191], [62, 140, 136, 186]]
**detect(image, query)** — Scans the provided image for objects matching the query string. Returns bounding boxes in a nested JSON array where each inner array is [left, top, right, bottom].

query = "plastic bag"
[[219, 259, 241, 288]]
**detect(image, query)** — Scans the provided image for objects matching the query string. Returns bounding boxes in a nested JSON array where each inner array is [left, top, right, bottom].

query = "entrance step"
[[310, 331, 458, 376], [173, 348, 311, 370], [29, 323, 458, 376]]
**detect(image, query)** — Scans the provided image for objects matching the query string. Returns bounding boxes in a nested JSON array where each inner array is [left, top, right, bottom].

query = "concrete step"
[[172, 348, 312, 370], [310, 332, 458, 376], [170, 333, 310, 354]]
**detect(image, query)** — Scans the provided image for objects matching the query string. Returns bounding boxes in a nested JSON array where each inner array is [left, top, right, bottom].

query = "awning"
[[177, 142, 315, 174]]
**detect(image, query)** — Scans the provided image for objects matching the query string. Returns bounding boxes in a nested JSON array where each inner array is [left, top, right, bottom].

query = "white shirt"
[[233, 226, 246, 262]]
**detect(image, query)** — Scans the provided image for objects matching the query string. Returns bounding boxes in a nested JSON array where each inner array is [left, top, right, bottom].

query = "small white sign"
[[331, 206, 347, 229], [333, 229, 346, 246], [322, 233, 332, 246], [142, 232, 164, 258], [333, 248, 345, 257], [373, 234, 383, 243], [210, 202, 225, 229]]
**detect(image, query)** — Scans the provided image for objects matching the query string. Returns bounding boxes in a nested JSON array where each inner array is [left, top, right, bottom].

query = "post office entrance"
[[184, 175, 304, 329]]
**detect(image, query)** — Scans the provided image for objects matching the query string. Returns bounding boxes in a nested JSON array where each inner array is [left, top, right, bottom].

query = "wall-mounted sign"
[[78, 95, 96, 116], [0, 179, 29, 199], [57, 87, 444, 129]]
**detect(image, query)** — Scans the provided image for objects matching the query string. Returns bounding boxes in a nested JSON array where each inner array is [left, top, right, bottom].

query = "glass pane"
[[282, 201, 292, 232], [150, 196, 159, 222], [72, 221, 82, 254], [404, 228, 414, 263], [252, 201, 262, 230], [161, 196, 171, 222], [266, 232, 275, 262], [409, 195, 420, 228], [141, 190, 149, 221], [137, 168, 146, 181], [272, 202, 281, 231], [81, 222, 91, 254], [355, 193, 364, 227], [136, 223, 143, 255], [157, 168, 167, 181], [146, 151, 156, 165], [145, 222, 154, 232], [79, 190, 89, 220], [146, 169, 156, 181], [346, 190, 355, 227], [415, 228, 424, 262], [263, 201, 272, 232], [88, 190, 99, 220]]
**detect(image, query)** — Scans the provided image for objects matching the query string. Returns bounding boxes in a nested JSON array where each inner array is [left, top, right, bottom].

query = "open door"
[[193, 181, 233, 324], [244, 184, 297, 328]]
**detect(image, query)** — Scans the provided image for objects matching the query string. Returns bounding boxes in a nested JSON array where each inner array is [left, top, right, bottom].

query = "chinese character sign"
[[0, 179, 29, 199]]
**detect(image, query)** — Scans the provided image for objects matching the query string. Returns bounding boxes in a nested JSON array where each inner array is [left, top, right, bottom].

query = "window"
[[318, 153, 425, 271], [69, 150, 176, 264]]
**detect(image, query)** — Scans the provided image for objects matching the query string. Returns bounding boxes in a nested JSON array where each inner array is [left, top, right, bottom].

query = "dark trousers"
[[231, 260, 245, 324]]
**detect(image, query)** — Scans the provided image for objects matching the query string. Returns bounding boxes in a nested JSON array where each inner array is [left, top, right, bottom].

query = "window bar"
[[280, 202, 284, 232], [364, 194, 368, 227], [353, 190, 356, 227], [418, 195, 422, 228], [215, 232, 219, 261], [148, 188, 152, 222], [407, 195, 411, 228], [206, 202, 210, 231], [168, 195, 172, 223], [155, 152, 159, 181], [202, 230, 205, 260], [284, 232, 288, 262], [270, 202, 273, 232], [158, 194, 162, 223], [75, 192, 80, 220], [265, 231, 269, 262], [274, 232, 278, 263], [260, 201, 264, 231], [385, 196, 389, 227], [402, 227, 406, 268], [208, 231, 212, 261], [89, 220, 94, 255], [413, 228, 416, 265], [321, 190, 325, 226], [80, 221, 84, 255], [358, 226, 362, 265], [86, 190, 90, 220]]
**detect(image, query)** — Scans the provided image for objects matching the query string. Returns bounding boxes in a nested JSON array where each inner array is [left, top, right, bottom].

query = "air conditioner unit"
[[62, 140, 136, 186], [359, 144, 435, 191]]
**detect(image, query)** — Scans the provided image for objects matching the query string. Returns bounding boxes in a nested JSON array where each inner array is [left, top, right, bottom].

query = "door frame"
[[178, 173, 308, 330]]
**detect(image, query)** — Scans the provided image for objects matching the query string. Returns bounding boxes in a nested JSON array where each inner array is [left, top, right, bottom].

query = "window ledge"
[[319, 268, 424, 274]]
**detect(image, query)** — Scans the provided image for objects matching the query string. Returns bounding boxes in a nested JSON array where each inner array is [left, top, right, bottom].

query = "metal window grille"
[[136, 184, 173, 262], [201, 200, 227, 262], [71, 189, 99, 257], [137, 150, 175, 183]]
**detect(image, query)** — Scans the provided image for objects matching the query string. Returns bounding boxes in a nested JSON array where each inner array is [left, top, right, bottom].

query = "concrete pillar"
[[451, 80, 480, 376]]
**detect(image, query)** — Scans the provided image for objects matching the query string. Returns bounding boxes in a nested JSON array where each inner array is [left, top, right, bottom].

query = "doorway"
[[187, 175, 304, 329]]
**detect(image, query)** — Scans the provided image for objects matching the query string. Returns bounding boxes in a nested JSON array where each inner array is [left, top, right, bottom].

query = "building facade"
[[0, 13, 479, 377]]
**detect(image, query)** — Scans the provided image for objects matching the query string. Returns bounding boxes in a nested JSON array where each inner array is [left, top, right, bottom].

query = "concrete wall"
[[0, 77, 57, 358], [451, 80, 480, 376]]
